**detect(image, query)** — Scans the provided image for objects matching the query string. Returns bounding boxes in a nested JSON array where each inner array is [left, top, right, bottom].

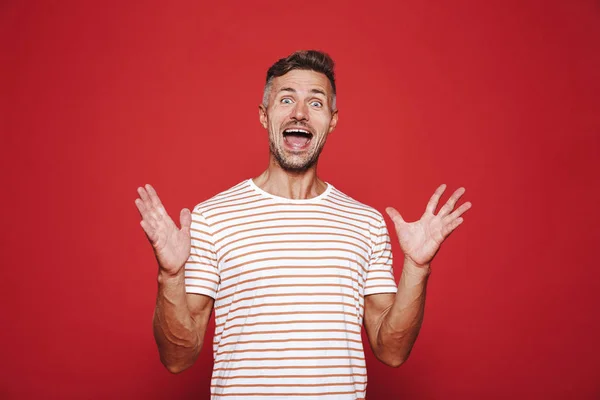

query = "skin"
[[135, 185, 212, 373], [255, 69, 338, 198], [134, 68, 472, 373]]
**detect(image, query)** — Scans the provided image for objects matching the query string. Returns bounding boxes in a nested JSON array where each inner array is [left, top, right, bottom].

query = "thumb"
[[180, 208, 192, 234], [385, 207, 405, 226]]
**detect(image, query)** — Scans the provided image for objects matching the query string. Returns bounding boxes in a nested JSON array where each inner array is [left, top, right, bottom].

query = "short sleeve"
[[364, 213, 398, 296], [184, 209, 220, 299]]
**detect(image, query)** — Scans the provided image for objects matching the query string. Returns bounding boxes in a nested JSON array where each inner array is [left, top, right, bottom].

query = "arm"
[[364, 184, 471, 367], [364, 259, 430, 367], [153, 273, 214, 373], [135, 184, 215, 373]]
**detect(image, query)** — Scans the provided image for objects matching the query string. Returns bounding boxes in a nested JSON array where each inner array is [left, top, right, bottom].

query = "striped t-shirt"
[[184, 178, 397, 400]]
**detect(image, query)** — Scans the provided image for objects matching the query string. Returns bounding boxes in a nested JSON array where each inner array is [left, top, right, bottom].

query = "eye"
[[310, 101, 323, 108], [281, 98, 293, 104]]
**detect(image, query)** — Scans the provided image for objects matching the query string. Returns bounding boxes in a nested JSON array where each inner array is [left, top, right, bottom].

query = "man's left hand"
[[385, 184, 472, 268]]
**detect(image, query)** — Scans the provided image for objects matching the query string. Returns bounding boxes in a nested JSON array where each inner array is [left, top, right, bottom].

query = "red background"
[[1, 1, 599, 399]]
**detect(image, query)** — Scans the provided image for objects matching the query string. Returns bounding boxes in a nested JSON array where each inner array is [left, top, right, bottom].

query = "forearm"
[[377, 257, 431, 366], [153, 270, 201, 373]]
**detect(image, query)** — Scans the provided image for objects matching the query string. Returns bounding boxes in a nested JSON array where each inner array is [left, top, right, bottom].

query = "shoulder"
[[192, 179, 253, 216], [327, 184, 385, 225]]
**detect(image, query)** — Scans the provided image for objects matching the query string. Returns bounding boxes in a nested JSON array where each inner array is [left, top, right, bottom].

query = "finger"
[[135, 198, 160, 230], [385, 207, 405, 226], [137, 186, 152, 209], [138, 186, 163, 223], [140, 219, 158, 243], [148, 209, 162, 228], [135, 198, 151, 220], [425, 184, 447, 215], [180, 208, 191, 235], [145, 184, 172, 222], [145, 184, 164, 209], [446, 201, 472, 221], [438, 187, 466, 217], [442, 217, 464, 238]]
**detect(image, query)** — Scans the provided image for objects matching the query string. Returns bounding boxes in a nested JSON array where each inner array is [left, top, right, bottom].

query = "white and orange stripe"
[[185, 178, 397, 400]]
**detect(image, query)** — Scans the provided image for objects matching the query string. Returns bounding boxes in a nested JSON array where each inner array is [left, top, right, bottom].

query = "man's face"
[[259, 69, 338, 172]]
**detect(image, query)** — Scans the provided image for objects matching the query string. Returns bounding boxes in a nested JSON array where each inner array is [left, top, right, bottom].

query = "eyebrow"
[[278, 87, 327, 97]]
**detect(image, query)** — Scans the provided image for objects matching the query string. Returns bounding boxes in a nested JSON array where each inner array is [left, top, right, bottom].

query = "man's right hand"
[[135, 184, 191, 276]]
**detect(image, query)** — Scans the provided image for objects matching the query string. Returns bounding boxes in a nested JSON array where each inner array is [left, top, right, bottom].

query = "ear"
[[328, 109, 339, 134], [258, 104, 268, 129]]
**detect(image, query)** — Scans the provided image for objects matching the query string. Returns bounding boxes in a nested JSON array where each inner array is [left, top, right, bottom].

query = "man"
[[135, 50, 471, 399]]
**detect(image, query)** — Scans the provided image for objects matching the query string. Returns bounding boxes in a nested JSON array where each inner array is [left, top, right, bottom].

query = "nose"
[[291, 101, 309, 121]]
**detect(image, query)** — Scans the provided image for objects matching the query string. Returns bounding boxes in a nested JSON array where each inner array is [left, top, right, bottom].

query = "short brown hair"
[[263, 50, 337, 109], [266, 50, 336, 94]]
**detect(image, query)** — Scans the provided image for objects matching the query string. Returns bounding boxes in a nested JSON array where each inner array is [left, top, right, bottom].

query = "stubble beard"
[[269, 133, 325, 173]]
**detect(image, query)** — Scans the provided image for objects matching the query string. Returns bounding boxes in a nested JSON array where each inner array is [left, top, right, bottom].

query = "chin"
[[270, 142, 320, 172], [279, 155, 316, 172], [280, 157, 310, 171]]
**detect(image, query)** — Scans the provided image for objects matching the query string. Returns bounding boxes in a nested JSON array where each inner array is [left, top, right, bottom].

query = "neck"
[[252, 155, 327, 200]]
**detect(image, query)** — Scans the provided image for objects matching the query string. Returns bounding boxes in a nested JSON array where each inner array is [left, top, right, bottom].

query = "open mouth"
[[283, 128, 313, 150]]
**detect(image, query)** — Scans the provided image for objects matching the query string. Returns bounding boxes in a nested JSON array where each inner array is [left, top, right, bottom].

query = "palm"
[[386, 185, 471, 267], [147, 212, 191, 273], [135, 184, 192, 274]]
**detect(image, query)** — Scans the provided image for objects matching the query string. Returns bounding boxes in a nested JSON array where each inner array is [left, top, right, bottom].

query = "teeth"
[[285, 129, 311, 134]]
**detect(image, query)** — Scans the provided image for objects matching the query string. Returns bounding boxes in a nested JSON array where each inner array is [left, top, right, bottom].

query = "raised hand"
[[135, 184, 192, 275], [385, 185, 471, 267]]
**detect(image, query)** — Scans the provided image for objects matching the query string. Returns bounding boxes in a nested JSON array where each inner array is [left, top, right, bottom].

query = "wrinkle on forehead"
[[272, 72, 331, 95], [277, 87, 328, 98], [266, 70, 336, 110]]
